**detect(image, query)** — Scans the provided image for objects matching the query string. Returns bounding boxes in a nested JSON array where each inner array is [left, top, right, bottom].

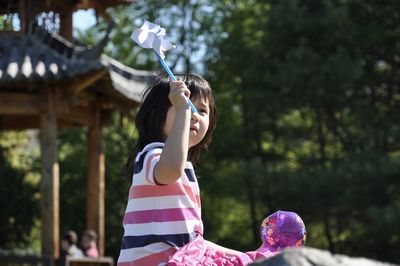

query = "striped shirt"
[[117, 142, 203, 266]]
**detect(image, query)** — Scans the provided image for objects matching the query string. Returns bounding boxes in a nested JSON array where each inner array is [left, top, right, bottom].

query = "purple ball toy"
[[259, 211, 306, 254]]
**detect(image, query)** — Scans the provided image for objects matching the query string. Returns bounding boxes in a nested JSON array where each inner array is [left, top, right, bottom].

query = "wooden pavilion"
[[0, 0, 152, 260]]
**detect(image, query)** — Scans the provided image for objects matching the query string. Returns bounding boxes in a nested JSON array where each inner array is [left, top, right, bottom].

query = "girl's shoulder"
[[140, 142, 164, 153], [135, 142, 165, 161], [133, 142, 165, 176]]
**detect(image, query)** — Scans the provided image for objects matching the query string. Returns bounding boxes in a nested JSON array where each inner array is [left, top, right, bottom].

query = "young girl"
[[117, 74, 253, 266], [117, 74, 306, 265]]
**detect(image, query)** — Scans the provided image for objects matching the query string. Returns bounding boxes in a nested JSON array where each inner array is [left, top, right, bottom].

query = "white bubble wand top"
[[131, 20, 197, 113]]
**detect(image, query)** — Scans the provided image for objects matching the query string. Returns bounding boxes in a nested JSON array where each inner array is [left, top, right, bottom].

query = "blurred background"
[[1, 0, 400, 264]]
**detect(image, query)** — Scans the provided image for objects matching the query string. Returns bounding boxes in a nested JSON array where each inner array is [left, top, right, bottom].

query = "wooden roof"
[[0, 21, 153, 105], [0, 21, 154, 131], [100, 55, 153, 104], [0, 23, 104, 84], [0, 0, 133, 14]]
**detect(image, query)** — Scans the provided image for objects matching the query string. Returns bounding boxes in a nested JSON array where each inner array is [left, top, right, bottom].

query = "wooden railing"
[[66, 257, 114, 266], [0, 254, 53, 266], [0, 255, 114, 266]]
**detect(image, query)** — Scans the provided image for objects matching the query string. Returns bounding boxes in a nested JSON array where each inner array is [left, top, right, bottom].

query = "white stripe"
[[147, 157, 159, 184], [126, 195, 197, 212], [130, 172, 198, 188], [132, 172, 186, 186], [132, 159, 193, 184], [131, 143, 163, 184], [131, 172, 153, 186], [123, 220, 202, 236], [131, 162, 194, 186], [118, 242, 173, 263], [135, 142, 164, 162]]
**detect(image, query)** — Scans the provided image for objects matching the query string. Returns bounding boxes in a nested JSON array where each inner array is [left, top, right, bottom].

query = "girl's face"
[[163, 96, 210, 148]]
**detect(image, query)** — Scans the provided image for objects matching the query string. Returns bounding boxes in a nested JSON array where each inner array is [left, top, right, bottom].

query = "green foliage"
[[58, 128, 87, 235], [56, 114, 135, 259], [76, 0, 217, 73], [0, 132, 39, 251], [204, 0, 400, 262], [103, 116, 136, 257]]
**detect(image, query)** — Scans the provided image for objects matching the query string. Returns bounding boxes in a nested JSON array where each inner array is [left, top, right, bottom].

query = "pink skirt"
[[166, 235, 271, 266]]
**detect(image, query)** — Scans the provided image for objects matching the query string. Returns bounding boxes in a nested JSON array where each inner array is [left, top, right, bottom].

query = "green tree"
[[205, 0, 400, 262], [0, 132, 39, 251]]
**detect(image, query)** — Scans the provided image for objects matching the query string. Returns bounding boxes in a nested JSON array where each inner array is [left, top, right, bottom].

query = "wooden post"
[[59, 7, 73, 41], [87, 106, 105, 256], [39, 87, 60, 259], [19, 0, 27, 34], [22, 0, 41, 33]]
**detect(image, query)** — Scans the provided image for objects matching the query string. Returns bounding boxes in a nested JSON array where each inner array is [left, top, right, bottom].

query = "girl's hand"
[[155, 80, 191, 184], [169, 81, 190, 109]]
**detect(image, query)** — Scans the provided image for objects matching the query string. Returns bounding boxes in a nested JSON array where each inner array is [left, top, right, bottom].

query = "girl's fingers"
[[168, 81, 190, 108], [170, 81, 185, 90], [170, 81, 190, 97], [173, 88, 190, 100], [183, 89, 190, 98]]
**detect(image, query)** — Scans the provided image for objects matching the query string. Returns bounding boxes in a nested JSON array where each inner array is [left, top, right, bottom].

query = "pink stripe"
[[129, 184, 184, 199], [123, 208, 200, 224], [182, 185, 198, 207], [145, 153, 160, 183], [118, 247, 176, 266], [129, 183, 199, 205], [196, 194, 201, 209]]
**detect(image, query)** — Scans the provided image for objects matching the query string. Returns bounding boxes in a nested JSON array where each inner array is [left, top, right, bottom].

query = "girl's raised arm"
[[154, 81, 191, 184]]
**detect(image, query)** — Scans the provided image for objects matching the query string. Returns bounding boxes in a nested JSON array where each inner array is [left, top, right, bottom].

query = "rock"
[[250, 247, 398, 266]]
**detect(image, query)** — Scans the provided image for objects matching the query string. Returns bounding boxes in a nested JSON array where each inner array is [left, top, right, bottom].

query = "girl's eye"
[[199, 109, 208, 114]]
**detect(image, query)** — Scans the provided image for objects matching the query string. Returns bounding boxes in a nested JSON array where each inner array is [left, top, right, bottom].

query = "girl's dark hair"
[[125, 74, 217, 179]]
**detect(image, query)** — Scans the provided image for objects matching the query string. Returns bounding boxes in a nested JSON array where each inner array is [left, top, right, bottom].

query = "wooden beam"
[[0, 115, 39, 130], [0, 88, 136, 129], [69, 70, 108, 95], [39, 87, 60, 259], [0, 91, 97, 127], [0, 93, 40, 115], [86, 106, 105, 256], [57, 105, 95, 127], [0, 115, 91, 130]]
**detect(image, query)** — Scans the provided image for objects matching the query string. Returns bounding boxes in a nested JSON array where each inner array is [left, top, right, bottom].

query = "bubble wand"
[[131, 20, 197, 113]]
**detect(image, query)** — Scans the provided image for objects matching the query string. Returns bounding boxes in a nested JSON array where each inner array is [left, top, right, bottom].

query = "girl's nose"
[[191, 112, 199, 121]]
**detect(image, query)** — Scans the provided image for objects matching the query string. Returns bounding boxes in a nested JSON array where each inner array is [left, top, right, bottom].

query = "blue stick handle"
[[155, 52, 197, 113]]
